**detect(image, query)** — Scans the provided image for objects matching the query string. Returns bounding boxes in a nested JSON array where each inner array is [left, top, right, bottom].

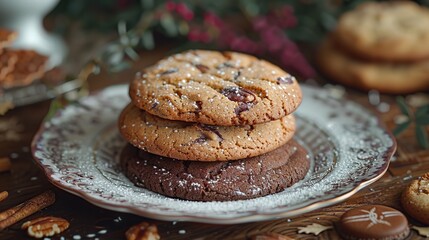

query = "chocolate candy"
[[337, 205, 409, 240]]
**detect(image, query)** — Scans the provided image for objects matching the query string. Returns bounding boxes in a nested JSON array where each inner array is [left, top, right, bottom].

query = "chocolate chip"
[[221, 86, 255, 103], [194, 135, 209, 144], [217, 62, 234, 69], [195, 64, 209, 73], [196, 124, 223, 141], [277, 75, 294, 84], [221, 52, 232, 60], [160, 68, 178, 75], [233, 71, 241, 80], [195, 101, 203, 113], [235, 102, 254, 115], [151, 101, 159, 109]]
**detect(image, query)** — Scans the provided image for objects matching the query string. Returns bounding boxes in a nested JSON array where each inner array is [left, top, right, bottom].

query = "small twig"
[[0, 191, 8, 203], [0, 157, 11, 173], [0, 190, 55, 231]]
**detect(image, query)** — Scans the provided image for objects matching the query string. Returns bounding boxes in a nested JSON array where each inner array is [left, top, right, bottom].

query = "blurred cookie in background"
[[0, 49, 48, 88], [0, 29, 48, 89], [317, 37, 429, 94], [334, 1, 429, 62], [317, 1, 429, 94]]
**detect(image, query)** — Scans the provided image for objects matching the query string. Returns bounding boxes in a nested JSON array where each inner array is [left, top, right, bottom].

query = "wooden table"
[[1, 48, 428, 240]]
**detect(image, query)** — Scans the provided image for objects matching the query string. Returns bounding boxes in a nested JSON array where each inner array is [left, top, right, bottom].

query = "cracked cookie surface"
[[119, 103, 296, 161], [120, 140, 310, 201], [129, 50, 302, 126]]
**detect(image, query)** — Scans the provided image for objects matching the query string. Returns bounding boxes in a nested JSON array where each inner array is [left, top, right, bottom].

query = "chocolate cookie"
[[401, 173, 429, 225], [120, 140, 310, 201], [317, 37, 429, 94], [119, 103, 296, 161], [129, 50, 302, 126], [335, 1, 429, 61], [337, 205, 409, 240]]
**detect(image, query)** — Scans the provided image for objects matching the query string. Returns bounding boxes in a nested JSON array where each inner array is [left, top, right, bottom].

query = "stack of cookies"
[[0, 28, 48, 89], [119, 50, 310, 202], [317, 1, 429, 94]]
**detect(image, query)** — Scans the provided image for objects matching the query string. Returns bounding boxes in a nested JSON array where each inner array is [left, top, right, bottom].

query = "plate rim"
[[30, 84, 397, 224]]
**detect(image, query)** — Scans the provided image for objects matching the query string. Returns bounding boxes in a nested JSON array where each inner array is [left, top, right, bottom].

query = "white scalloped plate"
[[31, 84, 396, 224]]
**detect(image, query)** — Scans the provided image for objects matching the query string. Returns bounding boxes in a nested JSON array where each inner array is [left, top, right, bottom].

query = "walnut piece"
[[21, 216, 69, 238], [126, 222, 160, 240]]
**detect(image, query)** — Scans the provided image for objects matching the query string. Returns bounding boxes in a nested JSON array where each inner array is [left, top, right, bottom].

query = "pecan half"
[[126, 222, 160, 240], [0, 191, 8, 203], [22, 216, 69, 238]]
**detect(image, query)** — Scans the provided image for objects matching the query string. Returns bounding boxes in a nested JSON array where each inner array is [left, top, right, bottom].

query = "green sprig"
[[393, 96, 429, 149]]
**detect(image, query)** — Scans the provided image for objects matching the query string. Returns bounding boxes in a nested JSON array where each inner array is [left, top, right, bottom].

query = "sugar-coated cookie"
[[317, 37, 429, 94], [335, 1, 429, 61], [129, 50, 302, 126], [337, 205, 409, 240], [120, 140, 310, 201], [119, 103, 295, 161], [401, 173, 429, 225]]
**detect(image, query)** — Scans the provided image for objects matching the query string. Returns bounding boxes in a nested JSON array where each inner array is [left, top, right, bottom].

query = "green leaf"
[[141, 0, 154, 9], [160, 14, 178, 36], [415, 105, 429, 125], [396, 96, 411, 117], [178, 21, 189, 35], [320, 12, 337, 31], [416, 105, 429, 116], [124, 47, 139, 61], [109, 61, 131, 72], [416, 125, 429, 149], [102, 43, 125, 66], [117, 21, 127, 36], [393, 120, 411, 136], [141, 31, 155, 50], [416, 115, 429, 125], [44, 98, 66, 122]]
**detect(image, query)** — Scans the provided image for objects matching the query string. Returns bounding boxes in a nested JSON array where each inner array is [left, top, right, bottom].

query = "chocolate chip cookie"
[[119, 103, 296, 161], [335, 1, 429, 61], [120, 140, 310, 201], [317, 37, 429, 94], [129, 50, 302, 126], [401, 173, 429, 225]]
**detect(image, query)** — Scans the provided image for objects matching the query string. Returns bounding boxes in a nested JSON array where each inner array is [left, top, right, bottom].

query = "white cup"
[[0, 0, 67, 68]]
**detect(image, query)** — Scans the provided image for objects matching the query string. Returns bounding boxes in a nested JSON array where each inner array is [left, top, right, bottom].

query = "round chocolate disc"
[[337, 205, 409, 240]]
